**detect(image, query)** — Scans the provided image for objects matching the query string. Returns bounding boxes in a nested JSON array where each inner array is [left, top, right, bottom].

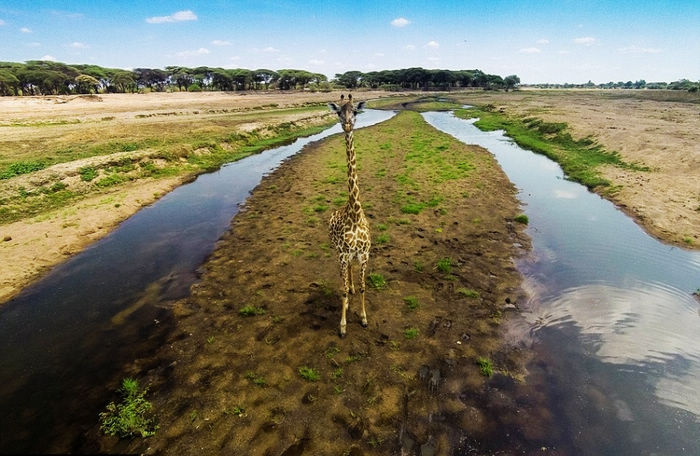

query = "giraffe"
[[327, 94, 370, 338]]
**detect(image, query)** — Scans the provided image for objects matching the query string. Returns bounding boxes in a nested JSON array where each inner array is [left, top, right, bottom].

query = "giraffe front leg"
[[360, 260, 368, 328], [339, 260, 350, 338]]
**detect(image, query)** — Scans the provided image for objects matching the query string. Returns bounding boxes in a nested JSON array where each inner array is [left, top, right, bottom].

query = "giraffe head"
[[328, 94, 366, 132]]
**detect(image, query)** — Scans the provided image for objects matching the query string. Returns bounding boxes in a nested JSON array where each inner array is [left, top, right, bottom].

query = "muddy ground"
[[93, 110, 544, 455]]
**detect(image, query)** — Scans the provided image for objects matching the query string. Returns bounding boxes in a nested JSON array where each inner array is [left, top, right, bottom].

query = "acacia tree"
[[252, 69, 278, 90], [75, 74, 100, 94], [504, 75, 520, 91]]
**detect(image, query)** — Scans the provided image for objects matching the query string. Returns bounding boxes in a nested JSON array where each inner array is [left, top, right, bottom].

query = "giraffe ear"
[[355, 101, 366, 112], [328, 102, 340, 113]]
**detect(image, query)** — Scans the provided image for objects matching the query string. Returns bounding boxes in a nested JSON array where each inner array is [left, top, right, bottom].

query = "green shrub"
[[436, 257, 452, 274], [239, 305, 266, 316], [99, 378, 157, 438], [368, 273, 387, 289], [514, 214, 529, 224], [476, 358, 493, 377], [298, 366, 321, 382], [187, 83, 202, 92], [79, 166, 98, 182]]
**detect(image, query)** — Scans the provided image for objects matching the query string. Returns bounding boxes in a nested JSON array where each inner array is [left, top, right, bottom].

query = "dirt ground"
[[97, 110, 535, 455], [450, 90, 700, 248]]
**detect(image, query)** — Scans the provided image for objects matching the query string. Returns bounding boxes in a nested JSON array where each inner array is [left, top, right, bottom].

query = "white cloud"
[[230, 56, 241, 61], [520, 47, 542, 54], [537, 39, 550, 45], [146, 10, 197, 24], [259, 46, 280, 53], [427, 56, 440, 62], [175, 47, 210, 57], [618, 45, 661, 54], [41, 55, 56, 61], [309, 59, 324, 65], [574, 36, 597, 46], [374, 52, 385, 57], [20, 27, 32, 33], [68, 41, 89, 49], [391, 17, 411, 27], [558, 50, 571, 55], [404, 44, 416, 51], [211, 40, 231, 46], [425, 40, 439, 48]]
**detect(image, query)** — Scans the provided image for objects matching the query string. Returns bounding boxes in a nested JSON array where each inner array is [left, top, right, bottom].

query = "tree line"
[[528, 79, 699, 92], [0, 60, 520, 96]]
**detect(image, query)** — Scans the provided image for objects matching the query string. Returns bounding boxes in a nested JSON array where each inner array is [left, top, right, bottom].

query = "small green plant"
[[325, 346, 341, 359], [368, 273, 387, 289], [224, 406, 246, 417], [331, 367, 343, 379], [206, 336, 215, 344], [298, 366, 320, 382], [403, 296, 420, 311], [477, 357, 493, 377], [514, 214, 529, 224], [245, 371, 266, 387], [239, 305, 266, 316], [400, 203, 423, 214], [375, 233, 390, 244], [682, 237, 693, 245], [99, 378, 157, 438], [376, 223, 388, 231], [413, 261, 424, 272], [404, 327, 419, 340], [436, 257, 452, 274], [457, 288, 480, 298]]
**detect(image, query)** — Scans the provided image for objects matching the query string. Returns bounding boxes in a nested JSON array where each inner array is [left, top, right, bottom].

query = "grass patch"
[[514, 214, 529, 224], [375, 233, 390, 244], [245, 371, 267, 387], [403, 296, 420, 311], [298, 366, 321, 382], [79, 166, 98, 182], [99, 378, 157, 438], [368, 273, 387, 289], [239, 305, 266, 316], [455, 107, 649, 189], [0, 160, 47, 180], [457, 288, 480, 298], [436, 257, 453, 274], [476, 357, 493, 377], [404, 327, 420, 340]]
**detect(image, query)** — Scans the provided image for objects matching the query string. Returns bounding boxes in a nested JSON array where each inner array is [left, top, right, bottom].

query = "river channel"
[[424, 110, 700, 455]]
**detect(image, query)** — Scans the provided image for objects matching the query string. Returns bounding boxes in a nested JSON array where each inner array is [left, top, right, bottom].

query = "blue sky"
[[1, 0, 698, 84]]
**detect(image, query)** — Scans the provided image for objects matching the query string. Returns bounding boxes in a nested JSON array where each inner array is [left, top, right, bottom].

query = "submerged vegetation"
[[455, 106, 649, 190]]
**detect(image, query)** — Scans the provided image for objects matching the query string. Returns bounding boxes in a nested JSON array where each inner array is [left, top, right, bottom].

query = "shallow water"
[[0, 109, 396, 452], [424, 111, 700, 455]]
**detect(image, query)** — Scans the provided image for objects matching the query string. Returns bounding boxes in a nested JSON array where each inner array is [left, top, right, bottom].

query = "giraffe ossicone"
[[328, 93, 370, 338]]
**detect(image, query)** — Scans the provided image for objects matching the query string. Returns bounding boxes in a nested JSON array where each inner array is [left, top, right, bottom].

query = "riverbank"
[[449, 90, 700, 249], [98, 110, 531, 454], [0, 91, 403, 303]]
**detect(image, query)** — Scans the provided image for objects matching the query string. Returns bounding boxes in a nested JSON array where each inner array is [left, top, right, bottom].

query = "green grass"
[[239, 305, 266, 316], [403, 296, 420, 311], [368, 273, 387, 289], [455, 107, 649, 189], [436, 257, 453, 274], [514, 214, 529, 224], [476, 357, 493, 377], [0, 160, 47, 180], [375, 233, 390, 244], [245, 371, 267, 387], [79, 166, 98, 182], [457, 288, 480, 298], [404, 327, 420, 340], [298, 366, 321, 382], [99, 378, 157, 438]]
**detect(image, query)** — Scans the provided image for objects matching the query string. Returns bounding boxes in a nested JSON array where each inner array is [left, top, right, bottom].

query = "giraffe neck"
[[344, 129, 363, 219]]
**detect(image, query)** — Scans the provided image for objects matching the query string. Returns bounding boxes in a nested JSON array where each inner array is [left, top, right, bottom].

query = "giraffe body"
[[327, 94, 370, 337]]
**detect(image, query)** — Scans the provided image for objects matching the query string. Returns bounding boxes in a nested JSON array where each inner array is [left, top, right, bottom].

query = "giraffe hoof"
[[338, 330, 346, 339], [361, 320, 368, 328]]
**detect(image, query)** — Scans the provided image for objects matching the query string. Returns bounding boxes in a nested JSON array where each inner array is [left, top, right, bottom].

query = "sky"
[[1, 0, 698, 84]]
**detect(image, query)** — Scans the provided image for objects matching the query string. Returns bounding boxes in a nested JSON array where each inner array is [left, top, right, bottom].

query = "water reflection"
[[423, 111, 700, 452]]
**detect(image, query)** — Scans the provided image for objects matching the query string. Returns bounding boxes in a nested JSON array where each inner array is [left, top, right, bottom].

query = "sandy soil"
[[452, 90, 700, 248], [94, 111, 534, 455]]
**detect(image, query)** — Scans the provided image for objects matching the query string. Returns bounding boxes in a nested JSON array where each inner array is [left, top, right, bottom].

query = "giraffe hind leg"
[[360, 259, 368, 328], [348, 265, 355, 295], [339, 260, 350, 338]]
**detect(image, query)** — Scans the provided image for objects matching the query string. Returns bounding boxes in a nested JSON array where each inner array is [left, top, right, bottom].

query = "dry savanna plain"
[[0, 89, 698, 454]]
